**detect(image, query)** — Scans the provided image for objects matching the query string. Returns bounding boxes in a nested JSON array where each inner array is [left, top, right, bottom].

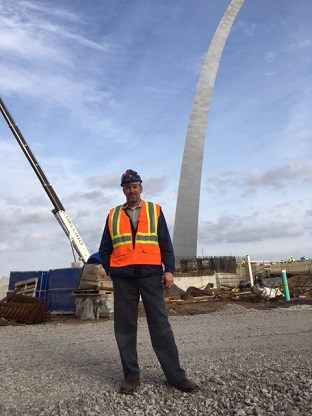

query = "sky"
[[0, 0, 311, 278]]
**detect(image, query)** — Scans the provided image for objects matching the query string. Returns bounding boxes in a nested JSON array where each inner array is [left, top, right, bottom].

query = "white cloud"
[[205, 162, 312, 195], [0, 243, 10, 253], [20, 1, 83, 23], [199, 214, 302, 245], [245, 162, 312, 190], [236, 20, 256, 38], [0, 20, 74, 66], [264, 51, 276, 63], [298, 38, 312, 49]]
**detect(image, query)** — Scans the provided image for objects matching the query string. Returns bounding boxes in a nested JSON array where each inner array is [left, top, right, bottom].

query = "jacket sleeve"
[[98, 216, 113, 276], [157, 209, 175, 274]]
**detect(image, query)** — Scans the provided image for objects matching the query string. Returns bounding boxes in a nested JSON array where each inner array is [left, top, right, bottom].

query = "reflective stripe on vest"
[[136, 201, 159, 244], [109, 201, 159, 248], [109, 205, 132, 247]]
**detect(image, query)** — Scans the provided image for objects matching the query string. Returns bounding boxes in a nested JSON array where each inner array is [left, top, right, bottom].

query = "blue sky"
[[0, 0, 311, 277]]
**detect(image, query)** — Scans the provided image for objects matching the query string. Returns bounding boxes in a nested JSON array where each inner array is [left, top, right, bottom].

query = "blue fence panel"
[[47, 268, 82, 290], [46, 290, 75, 312], [46, 268, 82, 312]]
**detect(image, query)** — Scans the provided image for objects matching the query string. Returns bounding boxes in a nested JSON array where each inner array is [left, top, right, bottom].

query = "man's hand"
[[163, 272, 174, 288]]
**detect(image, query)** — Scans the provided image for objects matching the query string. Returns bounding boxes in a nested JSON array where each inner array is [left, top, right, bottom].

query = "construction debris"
[[163, 275, 312, 304], [0, 317, 9, 326], [252, 286, 283, 300], [0, 291, 50, 324], [181, 286, 214, 300], [76, 264, 113, 291], [2, 272, 310, 323]]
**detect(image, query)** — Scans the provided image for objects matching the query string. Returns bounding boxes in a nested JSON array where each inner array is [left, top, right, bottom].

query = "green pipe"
[[281, 269, 291, 301]]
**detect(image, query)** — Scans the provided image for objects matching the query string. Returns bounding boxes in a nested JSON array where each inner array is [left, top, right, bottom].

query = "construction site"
[[0, 93, 311, 325], [1, 254, 312, 325], [1, 98, 310, 325], [160, 258, 312, 316], [0, 0, 311, 325], [1, 1, 312, 414]]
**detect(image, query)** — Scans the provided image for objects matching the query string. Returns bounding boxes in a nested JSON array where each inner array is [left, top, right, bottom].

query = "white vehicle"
[[0, 96, 91, 263]]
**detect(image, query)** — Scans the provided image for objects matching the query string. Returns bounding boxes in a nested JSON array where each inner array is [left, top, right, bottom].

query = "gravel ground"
[[0, 303, 311, 416]]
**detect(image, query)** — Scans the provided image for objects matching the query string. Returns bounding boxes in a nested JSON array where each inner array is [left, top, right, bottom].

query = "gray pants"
[[112, 275, 185, 384]]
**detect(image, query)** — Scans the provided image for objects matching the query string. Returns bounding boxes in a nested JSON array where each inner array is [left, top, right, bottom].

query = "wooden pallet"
[[73, 288, 112, 296], [14, 277, 38, 297]]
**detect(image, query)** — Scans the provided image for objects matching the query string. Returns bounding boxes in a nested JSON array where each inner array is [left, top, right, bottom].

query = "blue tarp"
[[9, 267, 83, 312]]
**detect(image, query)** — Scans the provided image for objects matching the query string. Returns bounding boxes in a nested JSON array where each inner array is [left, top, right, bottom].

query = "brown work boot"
[[172, 377, 200, 393], [119, 379, 140, 395]]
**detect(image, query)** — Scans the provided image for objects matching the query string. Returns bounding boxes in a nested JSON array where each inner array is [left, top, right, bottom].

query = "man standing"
[[99, 169, 199, 395]]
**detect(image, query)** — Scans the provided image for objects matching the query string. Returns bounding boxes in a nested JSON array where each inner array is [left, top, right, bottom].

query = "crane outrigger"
[[0, 96, 91, 263]]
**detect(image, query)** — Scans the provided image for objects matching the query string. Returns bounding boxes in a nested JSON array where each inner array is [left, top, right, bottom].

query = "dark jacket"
[[99, 207, 175, 279]]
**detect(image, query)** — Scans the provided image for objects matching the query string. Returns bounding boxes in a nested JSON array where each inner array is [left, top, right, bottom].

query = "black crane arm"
[[0, 96, 90, 263]]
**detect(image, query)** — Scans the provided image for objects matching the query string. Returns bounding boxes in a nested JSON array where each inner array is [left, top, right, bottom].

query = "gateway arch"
[[173, 0, 245, 258]]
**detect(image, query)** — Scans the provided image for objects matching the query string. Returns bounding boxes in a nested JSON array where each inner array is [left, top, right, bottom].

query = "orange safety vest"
[[108, 201, 162, 267]]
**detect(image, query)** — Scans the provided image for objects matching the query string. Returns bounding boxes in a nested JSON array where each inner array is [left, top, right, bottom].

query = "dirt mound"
[[288, 275, 312, 297]]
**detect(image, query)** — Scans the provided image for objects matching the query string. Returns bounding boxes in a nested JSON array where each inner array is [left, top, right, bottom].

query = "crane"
[[0, 96, 91, 263]]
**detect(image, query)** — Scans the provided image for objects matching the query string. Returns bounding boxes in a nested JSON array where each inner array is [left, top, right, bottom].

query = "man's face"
[[123, 183, 142, 207]]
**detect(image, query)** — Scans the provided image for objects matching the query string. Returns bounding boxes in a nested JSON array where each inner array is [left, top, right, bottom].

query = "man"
[[99, 169, 199, 395]]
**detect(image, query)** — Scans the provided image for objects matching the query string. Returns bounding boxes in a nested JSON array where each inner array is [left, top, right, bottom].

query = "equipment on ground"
[[0, 96, 91, 263]]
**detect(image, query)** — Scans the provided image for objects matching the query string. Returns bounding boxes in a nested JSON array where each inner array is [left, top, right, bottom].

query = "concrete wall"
[[174, 273, 240, 291], [215, 273, 240, 288], [174, 275, 216, 291]]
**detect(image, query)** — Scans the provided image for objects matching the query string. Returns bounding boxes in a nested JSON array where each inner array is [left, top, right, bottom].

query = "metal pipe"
[[246, 255, 254, 286]]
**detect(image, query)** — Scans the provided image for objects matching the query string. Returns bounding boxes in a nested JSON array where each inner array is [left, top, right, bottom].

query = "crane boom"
[[0, 96, 91, 263]]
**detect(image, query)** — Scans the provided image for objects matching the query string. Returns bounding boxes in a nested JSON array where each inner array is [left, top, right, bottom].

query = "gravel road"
[[0, 303, 311, 416]]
